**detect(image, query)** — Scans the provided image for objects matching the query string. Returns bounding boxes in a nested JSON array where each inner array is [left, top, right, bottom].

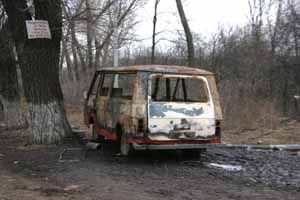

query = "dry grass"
[[223, 118, 300, 144]]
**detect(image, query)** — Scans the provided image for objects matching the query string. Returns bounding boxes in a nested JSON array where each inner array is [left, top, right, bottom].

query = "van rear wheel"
[[182, 149, 206, 158]]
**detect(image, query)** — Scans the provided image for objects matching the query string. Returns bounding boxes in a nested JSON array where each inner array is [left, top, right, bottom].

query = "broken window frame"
[[86, 72, 101, 101], [150, 74, 210, 103], [99, 72, 137, 100]]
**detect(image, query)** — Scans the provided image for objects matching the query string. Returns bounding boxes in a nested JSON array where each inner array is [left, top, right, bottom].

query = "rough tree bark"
[[2, 0, 71, 143], [0, 22, 25, 129], [175, 0, 195, 67]]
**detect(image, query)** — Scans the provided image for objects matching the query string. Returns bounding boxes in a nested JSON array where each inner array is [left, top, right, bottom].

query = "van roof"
[[98, 65, 213, 75]]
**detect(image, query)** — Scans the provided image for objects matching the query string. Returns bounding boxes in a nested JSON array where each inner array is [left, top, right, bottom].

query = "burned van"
[[84, 65, 223, 155]]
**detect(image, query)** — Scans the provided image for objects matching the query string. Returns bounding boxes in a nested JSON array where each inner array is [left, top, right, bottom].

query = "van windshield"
[[151, 76, 209, 102]]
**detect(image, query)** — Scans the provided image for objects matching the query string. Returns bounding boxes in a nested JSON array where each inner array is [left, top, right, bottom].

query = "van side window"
[[99, 74, 113, 96], [112, 74, 136, 100]]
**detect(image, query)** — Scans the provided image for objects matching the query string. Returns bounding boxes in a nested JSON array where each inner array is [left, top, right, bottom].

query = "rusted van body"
[[84, 65, 223, 155]]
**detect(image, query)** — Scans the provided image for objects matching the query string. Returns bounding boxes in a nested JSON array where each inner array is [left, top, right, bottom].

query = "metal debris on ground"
[[63, 185, 81, 192], [59, 140, 102, 162], [202, 147, 300, 188], [207, 163, 242, 172], [209, 144, 300, 151], [59, 148, 85, 162], [85, 142, 101, 150]]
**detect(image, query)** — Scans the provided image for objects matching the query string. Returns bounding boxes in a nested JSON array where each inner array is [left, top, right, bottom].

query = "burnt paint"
[[138, 72, 149, 101], [149, 103, 204, 118]]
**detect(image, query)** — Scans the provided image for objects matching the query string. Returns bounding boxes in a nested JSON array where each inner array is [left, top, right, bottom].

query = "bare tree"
[[287, 0, 300, 57], [59, 0, 141, 103], [175, 0, 194, 67], [151, 0, 160, 64], [0, 21, 25, 129], [86, 0, 94, 75], [1, 0, 71, 144], [248, 0, 266, 43], [269, 0, 283, 55]]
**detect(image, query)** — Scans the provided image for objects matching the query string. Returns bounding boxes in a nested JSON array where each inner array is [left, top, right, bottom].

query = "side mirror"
[[83, 90, 88, 100]]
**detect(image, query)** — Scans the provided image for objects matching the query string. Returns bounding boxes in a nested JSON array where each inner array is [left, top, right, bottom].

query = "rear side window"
[[151, 76, 208, 102], [112, 74, 136, 100], [99, 73, 136, 99], [99, 74, 113, 96]]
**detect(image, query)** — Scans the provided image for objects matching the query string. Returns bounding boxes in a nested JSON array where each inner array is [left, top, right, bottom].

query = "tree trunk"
[[2, 0, 71, 143], [94, 39, 101, 70], [62, 39, 75, 81], [62, 3, 79, 81], [86, 0, 94, 77], [70, 23, 81, 81], [270, 0, 282, 56], [175, 0, 195, 67], [151, 0, 160, 64], [0, 22, 25, 129]]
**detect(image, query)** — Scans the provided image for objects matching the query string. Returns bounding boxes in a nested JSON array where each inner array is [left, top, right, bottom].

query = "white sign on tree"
[[25, 20, 52, 39]]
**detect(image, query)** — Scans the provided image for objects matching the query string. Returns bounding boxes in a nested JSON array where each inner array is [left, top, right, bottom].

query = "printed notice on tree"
[[25, 20, 52, 39]]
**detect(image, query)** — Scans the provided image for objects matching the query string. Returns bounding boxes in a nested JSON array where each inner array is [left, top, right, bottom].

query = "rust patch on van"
[[149, 103, 204, 118]]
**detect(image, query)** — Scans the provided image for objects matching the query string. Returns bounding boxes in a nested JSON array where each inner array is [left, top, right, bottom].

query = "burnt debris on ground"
[[198, 147, 300, 189]]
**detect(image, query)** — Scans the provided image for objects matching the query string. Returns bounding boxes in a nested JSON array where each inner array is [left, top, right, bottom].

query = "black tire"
[[182, 149, 206, 158], [91, 126, 105, 143]]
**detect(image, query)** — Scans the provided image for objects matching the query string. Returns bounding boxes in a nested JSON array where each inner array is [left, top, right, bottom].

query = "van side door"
[[95, 73, 114, 129], [107, 73, 136, 132], [84, 72, 102, 126]]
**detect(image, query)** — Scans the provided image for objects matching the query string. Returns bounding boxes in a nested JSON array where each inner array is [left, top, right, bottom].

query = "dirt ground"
[[1, 106, 300, 200], [0, 132, 300, 199]]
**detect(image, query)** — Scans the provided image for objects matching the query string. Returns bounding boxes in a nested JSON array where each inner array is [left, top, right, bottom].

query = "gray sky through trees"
[[135, 0, 250, 46]]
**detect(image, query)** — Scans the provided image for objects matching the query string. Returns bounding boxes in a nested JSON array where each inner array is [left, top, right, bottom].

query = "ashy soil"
[[1, 129, 300, 200]]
